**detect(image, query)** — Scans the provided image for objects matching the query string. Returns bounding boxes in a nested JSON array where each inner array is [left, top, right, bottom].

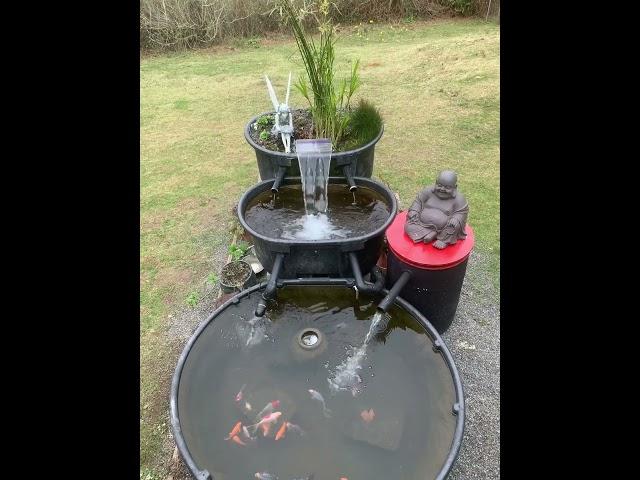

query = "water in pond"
[[243, 185, 391, 241], [177, 287, 458, 480]]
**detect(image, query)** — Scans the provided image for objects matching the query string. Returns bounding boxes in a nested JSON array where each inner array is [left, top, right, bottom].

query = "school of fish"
[[226, 383, 373, 479]]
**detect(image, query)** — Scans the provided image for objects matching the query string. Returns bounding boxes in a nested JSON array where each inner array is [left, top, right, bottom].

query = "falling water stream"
[[328, 310, 390, 395], [295, 138, 332, 214]]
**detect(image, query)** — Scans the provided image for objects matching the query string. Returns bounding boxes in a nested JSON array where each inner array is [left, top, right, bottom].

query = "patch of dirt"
[[154, 268, 194, 290], [141, 211, 169, 232], [164, 446, 194, 480]]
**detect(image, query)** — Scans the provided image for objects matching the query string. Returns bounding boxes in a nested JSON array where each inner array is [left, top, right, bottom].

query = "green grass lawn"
[[140, 17, 499, 478]]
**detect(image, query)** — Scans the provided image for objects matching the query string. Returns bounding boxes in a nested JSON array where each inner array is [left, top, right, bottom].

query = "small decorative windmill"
[[264, 73, 294, 153]]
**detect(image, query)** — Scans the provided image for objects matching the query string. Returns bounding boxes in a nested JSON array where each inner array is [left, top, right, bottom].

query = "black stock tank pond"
[[243, 184, 391, 241], [171, 284, 464, 480], [237, 177, 397, 277]]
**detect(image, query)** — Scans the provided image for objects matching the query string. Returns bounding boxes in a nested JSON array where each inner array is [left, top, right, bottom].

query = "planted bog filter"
[[171, 283, 464, 480], [244, 113, 383, 180]]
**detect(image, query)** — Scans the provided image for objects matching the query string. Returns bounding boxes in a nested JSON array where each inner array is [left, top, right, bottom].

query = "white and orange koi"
[[254, 400, 280, 422], [247, 411, 282, 436]]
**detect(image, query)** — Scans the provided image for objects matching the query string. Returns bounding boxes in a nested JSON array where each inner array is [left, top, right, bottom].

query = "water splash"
[[236, 315, 272, 347], [328, 310, 390, 395], [296, 139, 332, 214], [281, 213, 351, 240]]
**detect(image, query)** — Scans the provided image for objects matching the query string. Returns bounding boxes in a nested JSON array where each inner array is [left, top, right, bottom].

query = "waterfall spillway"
[[295, 139, 332, 214]]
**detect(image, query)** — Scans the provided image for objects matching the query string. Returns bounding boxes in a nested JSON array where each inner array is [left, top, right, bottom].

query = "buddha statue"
[[404, 170, 469, 249]]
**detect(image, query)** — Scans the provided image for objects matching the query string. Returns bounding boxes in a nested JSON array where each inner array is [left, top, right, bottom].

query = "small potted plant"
[[220, 243, 258, 293], [245, 0, 384, 181]]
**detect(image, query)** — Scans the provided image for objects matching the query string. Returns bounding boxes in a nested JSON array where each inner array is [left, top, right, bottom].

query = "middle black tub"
[[237, 176, 397, 278]]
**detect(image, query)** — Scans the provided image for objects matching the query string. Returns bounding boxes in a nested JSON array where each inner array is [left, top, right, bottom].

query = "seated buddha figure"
[[404, 170, 469, 249]]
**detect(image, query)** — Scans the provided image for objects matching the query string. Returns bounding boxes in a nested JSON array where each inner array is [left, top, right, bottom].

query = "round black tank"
[[170, 282, 464, 480]]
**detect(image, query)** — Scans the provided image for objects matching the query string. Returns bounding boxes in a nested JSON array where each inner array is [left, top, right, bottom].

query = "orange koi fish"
[[224, 421, 242, 440], [275, 421, 287, 440]]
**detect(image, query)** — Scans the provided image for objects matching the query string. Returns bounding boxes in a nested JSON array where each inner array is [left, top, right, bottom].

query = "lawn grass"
[[140, 17, 499, 477]]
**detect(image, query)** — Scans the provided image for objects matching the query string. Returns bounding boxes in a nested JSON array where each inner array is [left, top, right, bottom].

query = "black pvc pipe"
[[349, 252, 384, 293], [280, 278, 355, 287], [271, 165, 288, 193], [377, 270, 412, 312], [254, 253, 285, 316], [343, 164, 358, 192]]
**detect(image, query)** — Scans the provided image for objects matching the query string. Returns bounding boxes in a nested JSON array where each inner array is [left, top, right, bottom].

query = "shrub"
[[348, 100, 383, 146], [140, 1, 498, 52]]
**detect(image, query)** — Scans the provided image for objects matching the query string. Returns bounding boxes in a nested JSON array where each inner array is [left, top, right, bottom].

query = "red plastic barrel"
[[385, 211, 475, 333]]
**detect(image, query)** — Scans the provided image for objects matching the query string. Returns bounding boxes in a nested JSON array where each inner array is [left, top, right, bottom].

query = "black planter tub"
[[237, 176, 397, 279], [245, 112, 384, 181], [170, 282, 464, 480]]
